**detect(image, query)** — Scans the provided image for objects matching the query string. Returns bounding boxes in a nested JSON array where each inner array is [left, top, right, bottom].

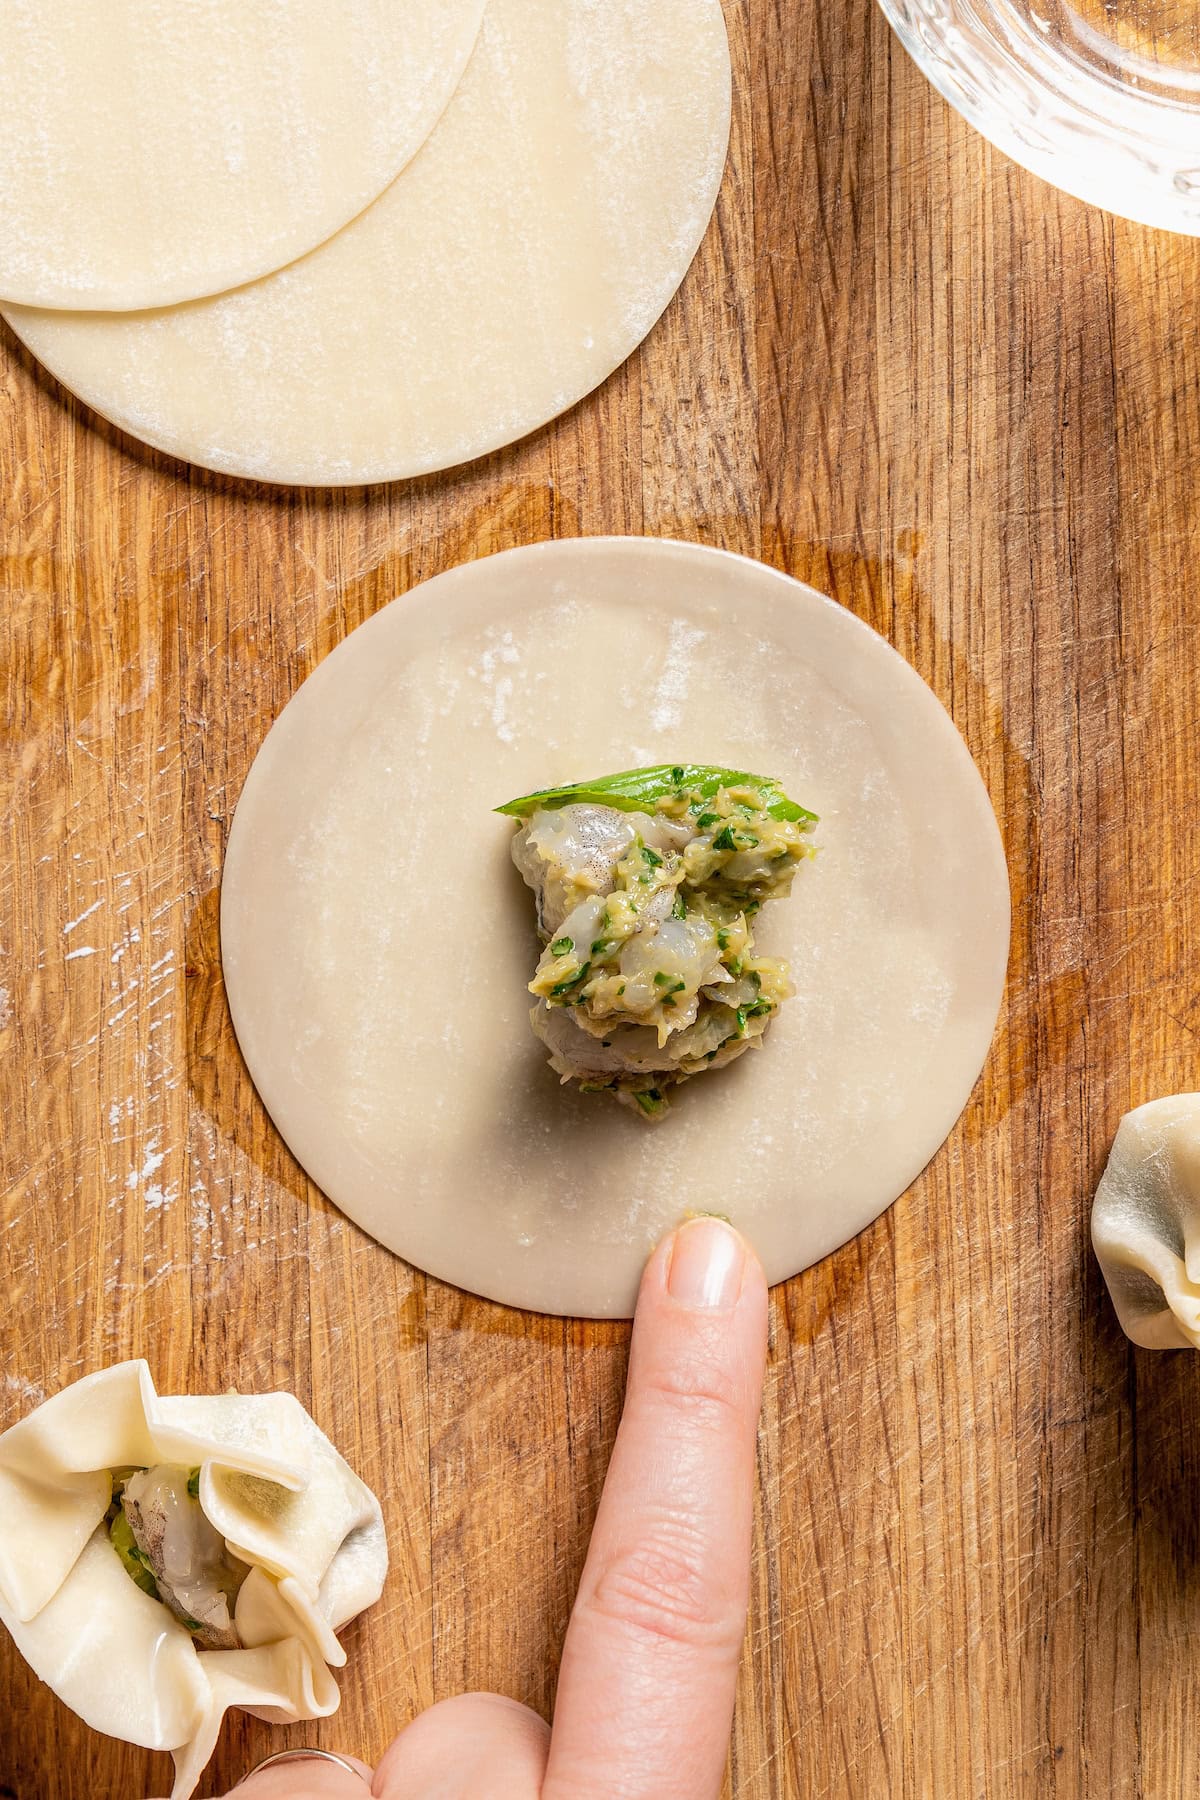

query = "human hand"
[[226, 1216, 768, 1800]]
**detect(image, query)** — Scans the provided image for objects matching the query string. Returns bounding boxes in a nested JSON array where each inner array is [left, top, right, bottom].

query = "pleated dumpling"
[[1092, 1095, 1200, 1350], [0, 1362, 387, 1798]]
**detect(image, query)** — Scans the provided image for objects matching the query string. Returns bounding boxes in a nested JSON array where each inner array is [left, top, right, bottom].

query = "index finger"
[[543, 1217, 769, 1800]]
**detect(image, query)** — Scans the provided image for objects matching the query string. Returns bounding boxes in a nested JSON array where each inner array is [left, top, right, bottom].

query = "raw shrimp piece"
[[122, 1467, 247, 1650]]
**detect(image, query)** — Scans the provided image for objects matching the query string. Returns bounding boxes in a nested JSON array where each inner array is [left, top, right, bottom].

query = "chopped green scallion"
[[552, 961, 591, 997], [634, 1089, 666, 1116], [109, 1509, 159, 1598]]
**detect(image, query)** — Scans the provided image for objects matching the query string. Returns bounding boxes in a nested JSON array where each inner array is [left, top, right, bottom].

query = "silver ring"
[[241, 1749, 362, 1781]]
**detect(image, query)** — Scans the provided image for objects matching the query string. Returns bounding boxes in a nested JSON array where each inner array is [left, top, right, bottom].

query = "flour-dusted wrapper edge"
[[0, 1362, 388, 1797]]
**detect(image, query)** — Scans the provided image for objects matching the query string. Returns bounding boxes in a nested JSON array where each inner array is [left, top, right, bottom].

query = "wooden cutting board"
[[3, 1, 1200, 1794]]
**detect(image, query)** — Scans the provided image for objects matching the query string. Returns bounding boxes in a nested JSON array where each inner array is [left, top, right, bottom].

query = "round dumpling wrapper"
[[3, 0, 731, 483], [0, 0, 485, 310], [220, 538, 1011, 1316]]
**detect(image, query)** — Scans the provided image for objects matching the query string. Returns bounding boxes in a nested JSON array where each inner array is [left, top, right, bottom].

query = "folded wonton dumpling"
[[1092, 1094, 1200, 1350], [0, 1362, 388, 1797]]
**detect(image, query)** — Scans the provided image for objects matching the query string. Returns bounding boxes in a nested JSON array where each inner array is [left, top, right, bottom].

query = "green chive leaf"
[[496, 765, 817, 825]]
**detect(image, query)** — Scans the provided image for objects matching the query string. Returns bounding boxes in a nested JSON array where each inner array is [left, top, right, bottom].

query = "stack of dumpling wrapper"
[[0, 0, 731, 485], [0, 1363, 387, 1799]]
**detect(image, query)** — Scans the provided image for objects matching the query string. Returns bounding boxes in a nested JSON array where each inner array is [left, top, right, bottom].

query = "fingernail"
[[667, 1217, 745, 1309]]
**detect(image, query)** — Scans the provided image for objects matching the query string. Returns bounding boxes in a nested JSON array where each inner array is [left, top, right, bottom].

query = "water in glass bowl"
[[877, 0, 1200, 232]]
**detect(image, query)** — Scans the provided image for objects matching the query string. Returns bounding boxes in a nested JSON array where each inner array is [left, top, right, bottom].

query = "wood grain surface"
[[3, 1, 1200, 1794]]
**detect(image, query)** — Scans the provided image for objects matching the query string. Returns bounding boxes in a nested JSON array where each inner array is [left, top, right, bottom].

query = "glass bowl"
[[877, 0, 1200, 234]]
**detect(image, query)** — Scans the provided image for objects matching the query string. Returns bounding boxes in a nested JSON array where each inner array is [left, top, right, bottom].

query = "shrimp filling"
[[107, 1464, 248, 1648], [503, 765, 816, 1117]]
